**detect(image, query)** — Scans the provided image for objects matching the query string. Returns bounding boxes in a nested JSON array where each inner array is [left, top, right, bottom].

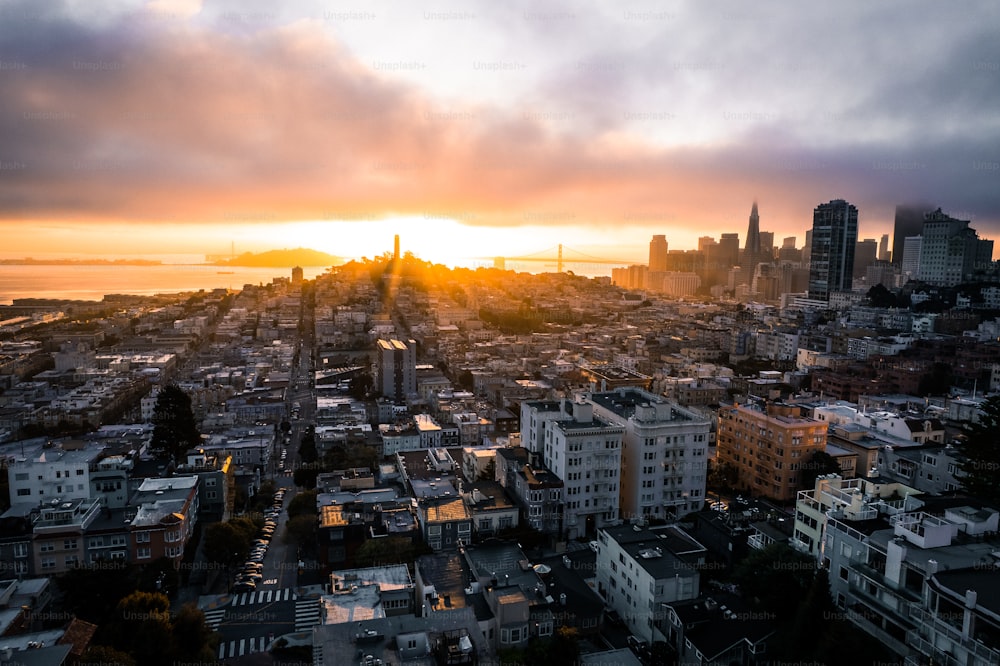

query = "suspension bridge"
[[481, 244, 638, 273]]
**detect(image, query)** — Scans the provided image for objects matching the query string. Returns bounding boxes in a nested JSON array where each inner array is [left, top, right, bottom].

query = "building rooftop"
[[424, 497, 471, 524], [933, 568, 1000, 618], [667, 591, 777, 661]]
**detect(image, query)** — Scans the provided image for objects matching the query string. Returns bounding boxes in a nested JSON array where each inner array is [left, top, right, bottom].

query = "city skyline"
[[1, 1, 998, 265]]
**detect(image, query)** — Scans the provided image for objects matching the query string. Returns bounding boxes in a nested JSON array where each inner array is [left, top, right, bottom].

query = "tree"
[[203, 521, 251, 566], [731, 543, 814, 620], [149, 385, 201, 463], [171, 603, 219, 663], [799, 450, 842, 492], [866, 283, 897, 308], [284, 513, 317, 548], [287, 489, 318, 519], [957, 395, 1000, 505], [107, 591, 175, 666], [79, 646, 135, 666]]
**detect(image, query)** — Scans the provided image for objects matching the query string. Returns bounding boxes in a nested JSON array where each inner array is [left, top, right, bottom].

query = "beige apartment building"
[[716, 402, 827, 501]]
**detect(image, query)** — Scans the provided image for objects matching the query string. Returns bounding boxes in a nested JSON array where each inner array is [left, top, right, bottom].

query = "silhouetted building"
[[808, 199, 858, 301], [649, 235, 668, 273], [741, 202, 765, 277], [853, 238, 878, 279], [892, 203, 935, 266]]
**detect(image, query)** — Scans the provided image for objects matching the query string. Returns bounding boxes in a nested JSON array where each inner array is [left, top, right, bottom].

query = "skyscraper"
[[808, 199, 858, 301], [742, 201, 763, 276], [854, 238, 878, 279], [916, 209, 994, 286], [892, 203, 935, 266], [718, 233, 740, 267], [648, 234, 668, 272], [377, 338, 416, 402], [878, 234, 890, 262]]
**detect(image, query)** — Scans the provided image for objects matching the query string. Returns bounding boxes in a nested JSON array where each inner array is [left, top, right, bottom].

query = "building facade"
[[377, 338, 417, 402], [589, 389, 710, 521], [716, 402, 827, 502], [808, 199, 858, 301]]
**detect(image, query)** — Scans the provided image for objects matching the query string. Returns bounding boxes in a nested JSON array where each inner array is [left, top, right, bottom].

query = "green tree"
[[79, 645, 135, 666], [287, 489, 318, 519], [149, 385, 201, 463], [957, 395, 1000, 505], [799, 450, 842, 492], [731, 543, 814, 620], [284, 513, 317, 547], [108, 591, 175, 666], [171, 603, 219, 662], [203, 521, 251, 566]]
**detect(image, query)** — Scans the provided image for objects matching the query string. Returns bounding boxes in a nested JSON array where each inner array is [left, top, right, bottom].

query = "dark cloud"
[[0, 0, 997, 247]]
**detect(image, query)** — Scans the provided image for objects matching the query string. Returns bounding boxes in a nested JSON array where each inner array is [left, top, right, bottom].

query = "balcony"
[[788, 536, 812, 554], [909, 607, 1000, 664]]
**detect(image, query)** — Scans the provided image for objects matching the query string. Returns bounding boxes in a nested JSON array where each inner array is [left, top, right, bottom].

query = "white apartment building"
[[791, 474, 922, 560], [588, 388, 711, 521], [8, 446, 103, 504], [539, 399, 624, 540], [595, 524, 700, 644]]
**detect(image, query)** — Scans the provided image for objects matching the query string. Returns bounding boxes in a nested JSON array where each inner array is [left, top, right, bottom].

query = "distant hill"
[[214, 248, 340, 267]]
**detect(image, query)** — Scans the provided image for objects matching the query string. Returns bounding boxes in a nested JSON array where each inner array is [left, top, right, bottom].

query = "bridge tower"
[[557, 244, 563, 273]]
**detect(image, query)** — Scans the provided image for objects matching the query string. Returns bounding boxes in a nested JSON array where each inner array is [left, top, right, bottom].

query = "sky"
[[1, 0, 998, 265]]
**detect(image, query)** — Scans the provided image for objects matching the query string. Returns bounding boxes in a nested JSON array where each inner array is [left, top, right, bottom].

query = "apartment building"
[[588, 388, 711, 521], [716, 402, 827, 501], [540, 400, 624, 540], [8, 446, 103, 505], [824, 499, 1000, 661], [495, 447, 563, 536], [791, 474, 922, 560], [128, 476, 199, 565], [595, 524, 700, 644]]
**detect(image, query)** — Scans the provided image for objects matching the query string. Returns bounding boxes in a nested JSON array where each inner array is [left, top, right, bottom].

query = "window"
[[40, 542, 55, 552], [65, 555, 79, 567], [16, 488, 30, 497], [14, 473, 28, 481], [13, 543, 27, 558], [137, 547, 151, 559], [135, 532, 151, 543], [41, 556, 56, 570], [63, 539, 77, 550], [76, 468, 84, 476], [428, 525, 441, 536]]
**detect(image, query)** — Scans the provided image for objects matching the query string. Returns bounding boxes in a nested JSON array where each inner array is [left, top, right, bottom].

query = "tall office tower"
[[892, 203, 935, 266], [760, 231, 775, 262], [291, 266, 303, 284], [718, 233, 740, 267], [377, 338, 416, 402], [808, 199, 858, 301], [878, 234, 890, 261], [742, 201, 764, 276], [853, 238, 879, 279], [916, 209, 995, 286], [802, 229, 813, 265], [901, 236, 922, 278], [778, 236, 801, 263], [698, 236, 717, 253], [649, 234, 668, 272]]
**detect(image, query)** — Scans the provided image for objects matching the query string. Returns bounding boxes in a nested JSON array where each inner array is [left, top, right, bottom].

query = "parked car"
[[234, 580, 256, 593]]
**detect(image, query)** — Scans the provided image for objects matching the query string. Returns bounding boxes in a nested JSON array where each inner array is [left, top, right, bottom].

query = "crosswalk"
[[204, 607, 227, 630], [202, 587, 320, 661], [231, 587, 297, 606], [217, 634, 271, 659], [294, 597, 321, 631]]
